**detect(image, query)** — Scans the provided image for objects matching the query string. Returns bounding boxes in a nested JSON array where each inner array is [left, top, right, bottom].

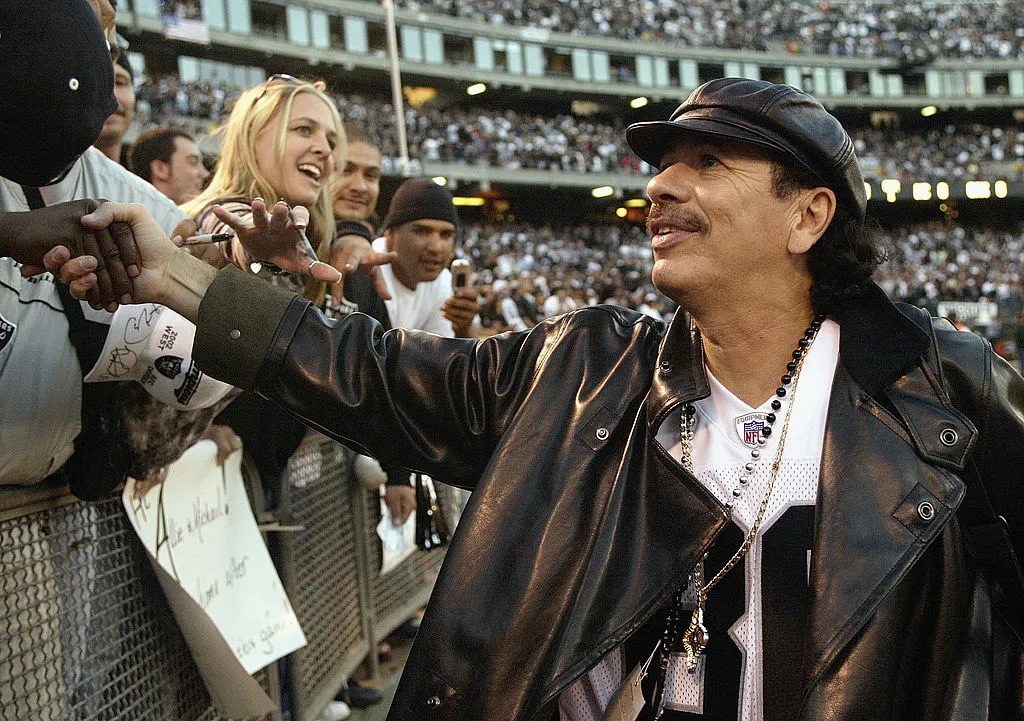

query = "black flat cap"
[[0, 0, 117, 186], [626, 78, 866, 219]]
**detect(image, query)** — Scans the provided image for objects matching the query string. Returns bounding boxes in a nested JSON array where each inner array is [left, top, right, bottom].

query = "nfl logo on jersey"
[[734, 412, 769, 448]]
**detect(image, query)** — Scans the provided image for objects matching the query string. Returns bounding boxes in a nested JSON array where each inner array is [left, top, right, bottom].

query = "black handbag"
[[414, 473, 451, 551]]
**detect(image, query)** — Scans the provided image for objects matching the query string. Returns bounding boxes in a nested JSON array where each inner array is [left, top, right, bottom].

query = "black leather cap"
[[0, 0, 117, 186], [627, 78, 867, 219]]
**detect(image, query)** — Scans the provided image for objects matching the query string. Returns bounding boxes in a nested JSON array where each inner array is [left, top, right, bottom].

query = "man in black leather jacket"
[[54, 79, 1024, 720]]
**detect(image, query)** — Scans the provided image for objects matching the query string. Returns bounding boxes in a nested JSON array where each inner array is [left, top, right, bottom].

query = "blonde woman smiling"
[[184, 74, 344, 306]]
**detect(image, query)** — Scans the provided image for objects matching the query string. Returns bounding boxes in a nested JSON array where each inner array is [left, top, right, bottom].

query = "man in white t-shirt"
[[0, 0, 232, 491], [0, 3, 235, 719], [372, 177, 478, 337], [371, 177, 479, 524]]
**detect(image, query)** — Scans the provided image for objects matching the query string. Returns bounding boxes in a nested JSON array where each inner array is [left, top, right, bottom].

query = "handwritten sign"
[[122, 441, 306, 675]]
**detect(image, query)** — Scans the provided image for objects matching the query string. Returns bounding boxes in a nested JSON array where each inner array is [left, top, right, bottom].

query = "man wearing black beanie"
[[366, 178, 479, 529], [372, 177, 476, 339]]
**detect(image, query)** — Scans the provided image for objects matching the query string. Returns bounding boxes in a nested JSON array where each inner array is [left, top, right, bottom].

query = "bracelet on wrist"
[[333, 220, 373, 244]]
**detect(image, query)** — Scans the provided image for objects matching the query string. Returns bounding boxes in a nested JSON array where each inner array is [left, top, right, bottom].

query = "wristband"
[[334, 220, 373, 244], [385, 468, 414, 487]]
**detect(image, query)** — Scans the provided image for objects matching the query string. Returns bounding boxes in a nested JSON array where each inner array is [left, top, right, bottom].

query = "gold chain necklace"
[[657, 313, 824, 714]]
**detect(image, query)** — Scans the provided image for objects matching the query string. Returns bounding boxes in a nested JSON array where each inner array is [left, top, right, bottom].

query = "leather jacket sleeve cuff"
[[194, 265, 307, 389]]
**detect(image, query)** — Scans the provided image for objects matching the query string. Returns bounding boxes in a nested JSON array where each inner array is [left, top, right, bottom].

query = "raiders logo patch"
[[734, 411, 768, 448], [0, 312, 15, 355], [155, 355, 184, 379]]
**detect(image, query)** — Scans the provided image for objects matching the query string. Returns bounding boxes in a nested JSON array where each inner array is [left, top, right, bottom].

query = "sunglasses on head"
[[110, 33, 130, 64], [249, 73, 304, 111]]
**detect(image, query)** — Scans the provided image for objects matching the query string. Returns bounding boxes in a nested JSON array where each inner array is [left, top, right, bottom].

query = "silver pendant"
[[682, 605, 708, 673]]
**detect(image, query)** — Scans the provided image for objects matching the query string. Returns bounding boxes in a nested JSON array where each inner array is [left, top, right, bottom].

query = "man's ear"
[[788, 187, 836, 255], [151, 159, 170, 183], [384, 228, 394, 252]]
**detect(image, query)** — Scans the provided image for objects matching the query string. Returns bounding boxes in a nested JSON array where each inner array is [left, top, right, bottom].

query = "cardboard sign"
[[122, 441, 306, 716]]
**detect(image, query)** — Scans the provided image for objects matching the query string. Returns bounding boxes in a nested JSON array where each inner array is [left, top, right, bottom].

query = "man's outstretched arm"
[[67, 201, 343, 318], [56, 201, 545, 485]]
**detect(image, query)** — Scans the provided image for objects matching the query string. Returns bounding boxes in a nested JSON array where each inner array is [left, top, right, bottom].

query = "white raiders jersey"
[[560, 320, 840, 721]]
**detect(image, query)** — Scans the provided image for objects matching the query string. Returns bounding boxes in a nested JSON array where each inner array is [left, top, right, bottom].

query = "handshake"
[[5, 199, 393, 320], [3, 199, 142, 311]]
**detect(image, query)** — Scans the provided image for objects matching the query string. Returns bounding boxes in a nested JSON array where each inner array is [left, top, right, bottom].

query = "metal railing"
[[0, 432, 461, 721]]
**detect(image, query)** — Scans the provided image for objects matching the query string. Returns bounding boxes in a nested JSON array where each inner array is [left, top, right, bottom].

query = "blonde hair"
[[183, 77, 346, 305]]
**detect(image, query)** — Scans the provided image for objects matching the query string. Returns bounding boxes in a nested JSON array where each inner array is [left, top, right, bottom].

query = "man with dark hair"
[[331, 123, 382, 228], [128, 128, 209, 204], [64, 78, 1024, 720], [328, 124, 388, 322], [94, 50, 135, 164]]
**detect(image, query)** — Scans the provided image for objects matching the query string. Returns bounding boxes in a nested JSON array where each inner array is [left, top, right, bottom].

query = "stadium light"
[[624, 198, 648, 208], [591, 186, 614, 198], [936, 182, 950, 200], [431, 176, 448, 186], [630, 96, 649, 109], [921, 106, 938, 117], [880, 178, 901, 202], [467, 83, 487, 96], [453, 196, 486, 206], [616, 208, 628, 218], [965, 181, 991, 199], [912, 183, 932, 201], [995, 180, 1009, 198]]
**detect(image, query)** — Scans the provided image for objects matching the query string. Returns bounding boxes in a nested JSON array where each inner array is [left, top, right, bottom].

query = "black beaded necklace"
[[650, 313, 826, 719]]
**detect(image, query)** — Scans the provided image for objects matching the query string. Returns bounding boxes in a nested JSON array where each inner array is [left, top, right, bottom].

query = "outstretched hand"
[[5, 199, 141, 310], [211, 199, 342, 284], [329, 233, 396, 303]]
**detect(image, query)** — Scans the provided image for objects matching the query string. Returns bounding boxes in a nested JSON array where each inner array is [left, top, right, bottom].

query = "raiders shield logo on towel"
[[734, 412, 768, 448]]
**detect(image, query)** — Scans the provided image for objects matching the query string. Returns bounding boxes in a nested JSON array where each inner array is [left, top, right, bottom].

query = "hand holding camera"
[[443, 258, 478, 338]]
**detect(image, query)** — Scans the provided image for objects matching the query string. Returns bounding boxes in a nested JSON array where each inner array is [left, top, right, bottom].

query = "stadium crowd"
[[384, 0, 1024, 61], [136, 78, 1024, 183], [453, 219, 1024, 352]]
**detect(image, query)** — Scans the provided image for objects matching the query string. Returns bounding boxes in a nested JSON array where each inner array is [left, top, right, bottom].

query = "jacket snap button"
[[659, 361, 672, 374], [426, 696, 442, 708], [595, 427, 609, 441], [939, 428, 958, 447], [230, 329, 241, 339], [917, 501, 936, 523]]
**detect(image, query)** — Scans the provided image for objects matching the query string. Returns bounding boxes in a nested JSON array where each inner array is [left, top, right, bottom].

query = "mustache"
[[646, 204, 709, 236]]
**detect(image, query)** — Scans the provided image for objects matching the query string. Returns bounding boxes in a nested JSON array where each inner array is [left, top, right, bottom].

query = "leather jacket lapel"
[[646, 310, 709, 427], [805, 289, 973, 694]]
